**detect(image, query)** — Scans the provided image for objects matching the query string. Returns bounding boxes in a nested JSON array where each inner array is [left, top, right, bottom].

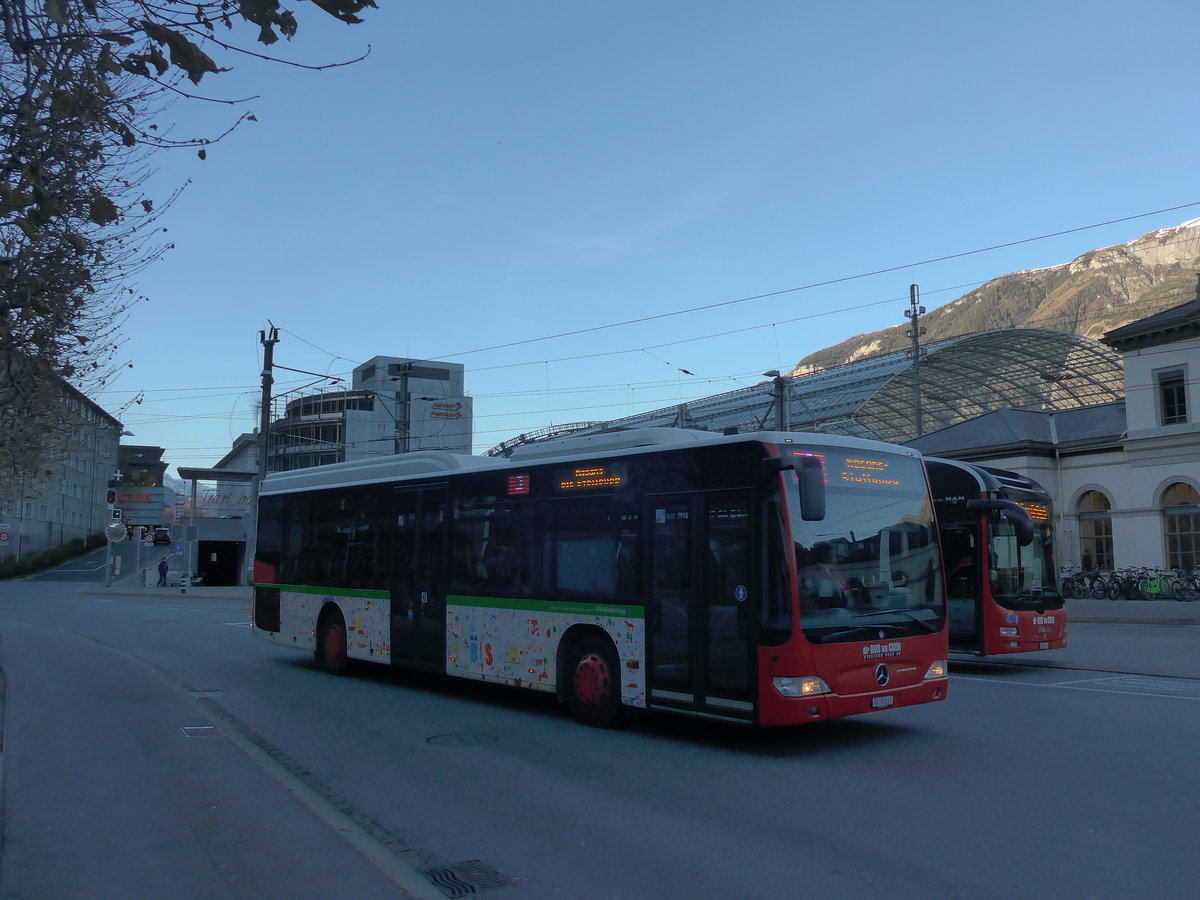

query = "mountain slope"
[[791, 218, 1200, 375]]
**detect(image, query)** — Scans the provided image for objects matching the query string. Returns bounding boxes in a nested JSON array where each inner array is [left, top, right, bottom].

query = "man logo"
[[875, 664, 890, 687]]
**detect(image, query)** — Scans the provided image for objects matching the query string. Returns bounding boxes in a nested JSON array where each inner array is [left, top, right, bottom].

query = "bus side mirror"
[[966, 498, 1035, 546], [797, 455, 826, 521], [761, 457, 788, 482], [761, 456, 825, 520]]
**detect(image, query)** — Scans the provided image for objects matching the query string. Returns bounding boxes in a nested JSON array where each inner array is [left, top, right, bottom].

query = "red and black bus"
[[925, 457, 1066, 656], [254, 428, 949, 726]]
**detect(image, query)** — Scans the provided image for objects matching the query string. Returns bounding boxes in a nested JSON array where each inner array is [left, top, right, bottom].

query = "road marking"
[[954, 672, 1200, 702], [1041, 673, 1124, 687]]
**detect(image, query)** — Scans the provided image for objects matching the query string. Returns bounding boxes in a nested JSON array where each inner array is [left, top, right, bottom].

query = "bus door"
[[942, 520, 983, 650], [647, 492, 755, 720], [390, 485, 449, 668]]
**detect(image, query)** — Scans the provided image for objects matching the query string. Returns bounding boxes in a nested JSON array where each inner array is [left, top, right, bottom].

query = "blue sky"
[[97, 0, 1200, 472]]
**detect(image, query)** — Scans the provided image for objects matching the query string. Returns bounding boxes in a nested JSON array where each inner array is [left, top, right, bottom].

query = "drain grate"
[[190, 689, 226, 699], [180, 725, 224, 738], [427, 733, 498, 747], [423, 860, 507, 897]]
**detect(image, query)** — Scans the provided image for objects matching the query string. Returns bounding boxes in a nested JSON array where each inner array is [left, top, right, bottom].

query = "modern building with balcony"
[[266, 356, 473, 472]]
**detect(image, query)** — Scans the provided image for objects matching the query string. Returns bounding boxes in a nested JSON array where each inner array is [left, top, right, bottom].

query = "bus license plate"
[[872, 695, 894, 709]]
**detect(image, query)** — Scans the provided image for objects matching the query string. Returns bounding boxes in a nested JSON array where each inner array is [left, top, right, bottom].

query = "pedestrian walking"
[[157, 557, 169, 587]]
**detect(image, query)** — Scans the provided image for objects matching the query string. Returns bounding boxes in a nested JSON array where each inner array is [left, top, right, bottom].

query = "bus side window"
[[344, 492, 379, 590], [550, 497, 639, 602], [450, 496, 546, 599], [449, 496, 495, 595]]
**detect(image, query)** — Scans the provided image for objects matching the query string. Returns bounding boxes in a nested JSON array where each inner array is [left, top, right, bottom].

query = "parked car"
[[152, 527, 172, 545]]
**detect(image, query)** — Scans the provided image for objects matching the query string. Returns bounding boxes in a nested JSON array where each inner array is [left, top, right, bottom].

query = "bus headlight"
[[999, 626, 1018, 637], [773, 676, 830, 697], [924, 660, 947, 679]]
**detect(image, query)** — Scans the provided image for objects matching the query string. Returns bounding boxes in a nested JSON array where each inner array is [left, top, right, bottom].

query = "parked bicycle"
[[1060, 563, 1110, 599], [1104, 566, 1183, 601], [1060, 565, 1198, 601]]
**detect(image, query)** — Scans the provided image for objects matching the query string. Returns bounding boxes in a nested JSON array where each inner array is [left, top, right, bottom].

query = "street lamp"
[[763, 370, 789, 431]]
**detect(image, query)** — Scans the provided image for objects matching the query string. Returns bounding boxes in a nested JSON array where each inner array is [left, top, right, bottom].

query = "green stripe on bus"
[[448, 595, 645, 618], [256, 583, 390, 600]]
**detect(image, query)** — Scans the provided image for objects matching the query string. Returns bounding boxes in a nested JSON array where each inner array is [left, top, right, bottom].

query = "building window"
[[1158, 369, 1187, 425], [1163, 482, 1200, 571], [1077, 490, 1113, 571]]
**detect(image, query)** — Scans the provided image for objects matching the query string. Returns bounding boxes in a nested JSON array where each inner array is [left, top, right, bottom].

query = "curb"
[[1069, 615, 1200, 626], [83, 587, 251, 603]]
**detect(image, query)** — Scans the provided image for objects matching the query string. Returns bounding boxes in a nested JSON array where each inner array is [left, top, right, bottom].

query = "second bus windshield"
[[784, 449, 945, 643]]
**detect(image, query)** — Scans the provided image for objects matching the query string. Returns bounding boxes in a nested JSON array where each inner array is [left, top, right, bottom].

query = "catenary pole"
[[905, 284, 926, 438], [247, 325, 279, 585]]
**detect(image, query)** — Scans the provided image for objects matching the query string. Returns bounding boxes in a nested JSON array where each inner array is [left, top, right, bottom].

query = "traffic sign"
[[105, 520, 128, 543]]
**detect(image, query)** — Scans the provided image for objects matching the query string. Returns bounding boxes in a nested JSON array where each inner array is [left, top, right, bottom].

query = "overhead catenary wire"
[[106, 205, 1200, 461], [99, 217, 1200, 407], [434, 201, 1200, 359], [116, 289, 1198, 437]]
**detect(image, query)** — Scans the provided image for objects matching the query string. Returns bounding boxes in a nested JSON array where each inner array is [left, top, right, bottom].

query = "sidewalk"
[[1066, 596, 1200, 625]]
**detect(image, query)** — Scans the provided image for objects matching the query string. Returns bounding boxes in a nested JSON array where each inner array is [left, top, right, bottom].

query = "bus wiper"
[[851, 607, 939, 633], [809, 623, 910, 643]]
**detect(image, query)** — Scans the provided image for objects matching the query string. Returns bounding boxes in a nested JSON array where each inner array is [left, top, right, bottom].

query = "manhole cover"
[[427, 733, 499, 747], [423, 860, 507, 897]]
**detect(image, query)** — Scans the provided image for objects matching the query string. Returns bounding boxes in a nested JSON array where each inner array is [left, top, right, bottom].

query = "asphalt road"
[[1, 578, 1197, 899]]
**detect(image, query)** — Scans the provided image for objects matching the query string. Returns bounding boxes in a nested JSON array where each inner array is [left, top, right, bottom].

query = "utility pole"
[[904, 284, 926, 437], [391, 362, 413, 454], [248, 324, 278, 587], [258, 324, 279, 480]]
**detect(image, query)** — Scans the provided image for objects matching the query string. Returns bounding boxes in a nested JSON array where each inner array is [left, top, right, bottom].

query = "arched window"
[[1162, 483, 1200, 571], [1077, 490, 1113, 571]]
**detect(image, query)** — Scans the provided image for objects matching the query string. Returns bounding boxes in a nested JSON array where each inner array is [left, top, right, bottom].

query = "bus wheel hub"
[[575, 653, 611, 705]]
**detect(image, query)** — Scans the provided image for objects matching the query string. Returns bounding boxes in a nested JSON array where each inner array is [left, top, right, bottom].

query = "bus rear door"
[[390, 485, 449, 668]]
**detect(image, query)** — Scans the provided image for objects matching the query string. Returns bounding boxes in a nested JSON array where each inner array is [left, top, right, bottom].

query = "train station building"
[[495, 300, 1200, 573]]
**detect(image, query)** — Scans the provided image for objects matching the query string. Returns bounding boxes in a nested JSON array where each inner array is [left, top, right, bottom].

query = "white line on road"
[[954, 673, 1200, 703], [70, 632, 448, 900]]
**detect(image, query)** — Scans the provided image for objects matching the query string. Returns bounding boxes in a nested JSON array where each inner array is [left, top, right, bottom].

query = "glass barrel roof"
[[490, 328, 1124, 453]]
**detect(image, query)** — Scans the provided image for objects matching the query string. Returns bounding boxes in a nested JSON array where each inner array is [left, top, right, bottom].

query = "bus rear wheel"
[[568, 636, 623, 728], [317, 609, 350, 676]]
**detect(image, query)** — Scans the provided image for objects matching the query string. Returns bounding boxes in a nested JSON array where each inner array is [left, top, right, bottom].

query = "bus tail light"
[[773, 676, 830, 698], [924, 660, 947, 679]]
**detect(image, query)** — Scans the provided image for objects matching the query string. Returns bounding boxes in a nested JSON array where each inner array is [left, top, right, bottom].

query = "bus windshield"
[[989, 514, 1062, 610], [784, 448, 945, 643]]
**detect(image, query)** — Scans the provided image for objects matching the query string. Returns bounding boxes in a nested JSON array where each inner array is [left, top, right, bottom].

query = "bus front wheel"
[[317, 609, 350, 676], [568, 636, 623, 728]]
